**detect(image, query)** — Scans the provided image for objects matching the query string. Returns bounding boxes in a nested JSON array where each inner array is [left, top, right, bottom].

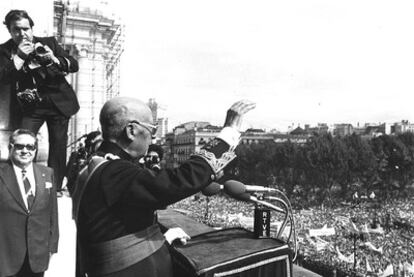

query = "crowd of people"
[[171, 194, 414, 276]]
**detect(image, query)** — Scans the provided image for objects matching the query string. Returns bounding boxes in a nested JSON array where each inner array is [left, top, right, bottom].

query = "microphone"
[[223, 180, 276, 195], [223, 181, 285, 214], [66, 133, 88, 147], [78, 133, 88, 140], [201, 182, 223, 196], [223, 180, 297, 258]]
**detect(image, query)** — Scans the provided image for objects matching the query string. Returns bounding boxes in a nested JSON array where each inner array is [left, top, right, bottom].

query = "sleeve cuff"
[[217, 127, 240, 150], [57, 57, 71, 72], [13, 55, 25, 70]]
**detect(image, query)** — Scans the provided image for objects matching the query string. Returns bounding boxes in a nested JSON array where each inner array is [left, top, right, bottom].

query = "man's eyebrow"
[[12, 26, 29, 29]]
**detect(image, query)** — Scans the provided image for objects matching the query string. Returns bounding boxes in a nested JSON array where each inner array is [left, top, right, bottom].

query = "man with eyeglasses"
[[0, 129, 59, 277], [72, 97, 255, 277], [0, 9, 80, 196]]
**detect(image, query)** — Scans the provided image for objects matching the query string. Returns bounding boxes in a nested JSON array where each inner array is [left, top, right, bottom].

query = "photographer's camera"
[[35, 44, 47, 55], [16, 88, 41, 110]]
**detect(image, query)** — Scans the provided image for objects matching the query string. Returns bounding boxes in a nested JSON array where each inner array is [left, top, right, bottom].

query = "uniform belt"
[[85, 224, 166, 275]]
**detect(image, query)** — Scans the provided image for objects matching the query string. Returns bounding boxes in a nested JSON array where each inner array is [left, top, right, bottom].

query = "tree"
[[371, 135, 411, 197], [235, 141, 276, 186], [271, 140, 303, 197], [343, 134, 379, 196], [303, 134, 349, 205]]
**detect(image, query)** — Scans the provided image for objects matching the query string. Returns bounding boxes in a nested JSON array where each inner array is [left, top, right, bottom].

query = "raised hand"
[[223, 100, 256, 130], [38, 45, 59, 65], [16, 40, 34, 60]]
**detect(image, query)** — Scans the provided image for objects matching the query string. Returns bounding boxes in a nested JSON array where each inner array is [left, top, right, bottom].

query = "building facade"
[[333, 123, 354, 137], [156, 117, 169, 141], [54, 0, 124, 151], [147, 98, 169, 142], [393, 120, 414, 134], [164, 123, 220, 168]]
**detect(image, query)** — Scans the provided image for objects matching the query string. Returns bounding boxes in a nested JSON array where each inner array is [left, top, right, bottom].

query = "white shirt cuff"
[[217, 127, 240, 150], [13, 55, 25, 70]]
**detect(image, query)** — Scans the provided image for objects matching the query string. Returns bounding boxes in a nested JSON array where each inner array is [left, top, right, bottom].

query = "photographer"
[[0, 10, 80, 193], [142, 144, 164, 172]]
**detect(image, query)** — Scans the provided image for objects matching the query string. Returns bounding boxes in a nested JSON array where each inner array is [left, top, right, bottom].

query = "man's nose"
[[19, 30, 29, 37]]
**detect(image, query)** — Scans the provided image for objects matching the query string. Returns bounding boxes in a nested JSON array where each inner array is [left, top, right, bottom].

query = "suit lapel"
[[0, 39, 15, 58], [0, 162, 27, 211], [32, 164, 47, 210]]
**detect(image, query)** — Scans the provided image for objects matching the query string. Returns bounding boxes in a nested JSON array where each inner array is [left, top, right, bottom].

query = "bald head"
[[99, 97, 153, 141]]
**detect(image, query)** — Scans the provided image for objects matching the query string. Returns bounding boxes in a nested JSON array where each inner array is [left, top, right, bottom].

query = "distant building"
[[333, 124, 353, 137], [166, 124, 221, 167], [304, 123, 329, 135], [353, 126, 367, 136], [273, 134, 308, 144], [289, 126, 308, 136], [173, 121, 211, 135], [241, 129, 275, 144], [393, 120, 414, 134], [364, 123, 391, 136], [146, 98, 169, 142], [163, 133, 176, 169], [156, 117, 169, 142]]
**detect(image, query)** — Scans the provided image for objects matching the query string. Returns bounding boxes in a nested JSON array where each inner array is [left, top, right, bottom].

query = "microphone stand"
[[263, 196, 290, 238], [253, 192, 298, 262], [66, 133, 87, 148], [224, 181, 298, 261]]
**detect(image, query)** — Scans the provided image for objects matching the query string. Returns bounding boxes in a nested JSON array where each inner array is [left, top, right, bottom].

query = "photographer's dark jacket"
[[0, 36, 79, 117], [75, 140, 233, 277]]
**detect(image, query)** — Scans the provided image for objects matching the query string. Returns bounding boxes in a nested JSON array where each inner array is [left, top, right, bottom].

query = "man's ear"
[[125, 123, 135, 141]]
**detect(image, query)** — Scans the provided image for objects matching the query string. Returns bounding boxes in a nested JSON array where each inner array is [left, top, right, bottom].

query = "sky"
[[115, 0, 414, 132], [2, 1, 414, 132]]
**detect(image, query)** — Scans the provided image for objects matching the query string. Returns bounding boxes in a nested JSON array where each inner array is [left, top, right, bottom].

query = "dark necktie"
[[22, 169, 34, 210]]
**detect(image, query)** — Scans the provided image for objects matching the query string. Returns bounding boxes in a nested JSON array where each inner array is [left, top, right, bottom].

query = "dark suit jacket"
[[0, 161, 59, 277], [0, 36, 79, 118], [76, 140, 230, 276]]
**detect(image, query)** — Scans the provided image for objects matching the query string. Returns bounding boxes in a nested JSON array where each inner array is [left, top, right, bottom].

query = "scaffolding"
[[53, 0, 124, 149], [105, 21, 124, 99]]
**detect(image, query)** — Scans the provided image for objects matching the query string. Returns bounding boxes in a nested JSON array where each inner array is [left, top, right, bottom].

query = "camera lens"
[[35, 45, 47, 54]]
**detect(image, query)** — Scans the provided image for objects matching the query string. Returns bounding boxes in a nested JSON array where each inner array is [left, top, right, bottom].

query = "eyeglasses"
[[11, 143, 36, 151], [129, 120, 158, 138]]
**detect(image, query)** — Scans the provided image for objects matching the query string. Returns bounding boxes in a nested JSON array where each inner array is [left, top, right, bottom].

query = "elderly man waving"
[[73, 97, 255, 277]]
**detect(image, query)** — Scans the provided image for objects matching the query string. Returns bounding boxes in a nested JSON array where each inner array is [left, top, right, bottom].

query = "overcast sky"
[[3, 1, 414, 132], [115, 1, 414, 132]]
